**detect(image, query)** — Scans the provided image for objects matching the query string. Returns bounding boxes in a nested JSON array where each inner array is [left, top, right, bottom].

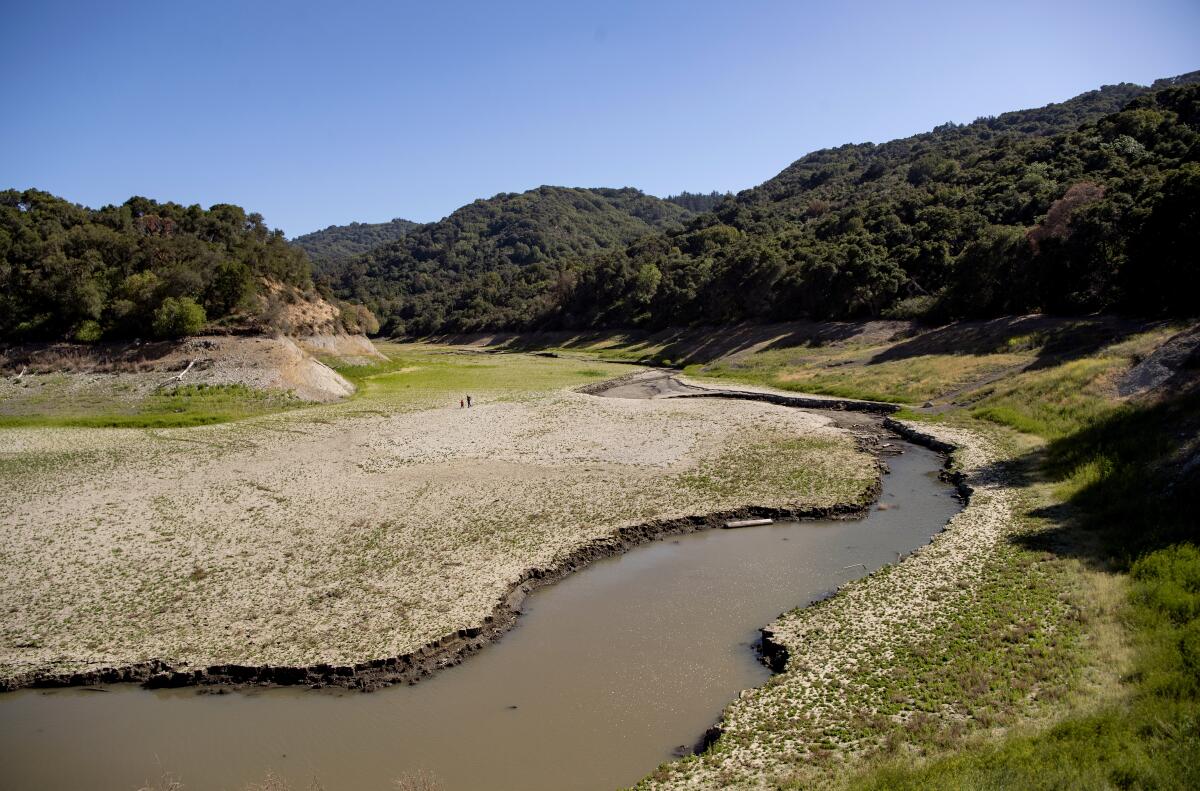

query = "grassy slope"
[[851, 393, 1200, 789], [527, 317, 1198, 789], [0, 343, 629, 428], [0, 341, 622, 429], [332, 342, 616, 409]]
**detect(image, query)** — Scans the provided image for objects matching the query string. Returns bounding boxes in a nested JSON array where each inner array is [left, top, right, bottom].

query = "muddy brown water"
[[0, 442, 960, 791]]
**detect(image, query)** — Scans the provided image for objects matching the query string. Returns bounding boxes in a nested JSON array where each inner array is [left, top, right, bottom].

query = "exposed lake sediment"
[[0, 433, 960, 790]]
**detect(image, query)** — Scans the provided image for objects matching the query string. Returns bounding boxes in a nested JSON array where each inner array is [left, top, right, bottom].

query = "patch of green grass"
[[847, 389, 1200, 790], [683, 349, 1034, 405], [968, 357, 1124, 440], [0, 383, 300, 429], [852, 543, 1200, 791], [326, 343, 635, 412]]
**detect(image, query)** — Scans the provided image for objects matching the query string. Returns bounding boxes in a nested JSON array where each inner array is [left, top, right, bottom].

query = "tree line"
[[561, 77, 1200, 327], [320, 186, 694, 335], [319, 73, 1198, 335], [0, 191, 329, 341]]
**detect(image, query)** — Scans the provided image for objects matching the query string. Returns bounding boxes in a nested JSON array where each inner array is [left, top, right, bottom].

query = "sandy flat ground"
[[0, 379, 875, 685]]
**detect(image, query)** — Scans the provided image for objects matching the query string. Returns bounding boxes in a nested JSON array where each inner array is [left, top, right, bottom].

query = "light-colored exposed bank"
[[0, 351, 877, 690]]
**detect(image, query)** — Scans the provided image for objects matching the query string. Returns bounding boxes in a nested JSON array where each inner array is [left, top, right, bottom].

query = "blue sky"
[[2, 1, 1197, 237]]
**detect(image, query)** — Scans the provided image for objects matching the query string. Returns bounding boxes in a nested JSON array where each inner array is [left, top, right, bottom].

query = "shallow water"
[[0, 442, 960, 791]]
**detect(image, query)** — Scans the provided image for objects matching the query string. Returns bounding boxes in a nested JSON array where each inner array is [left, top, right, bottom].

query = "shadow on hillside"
[[432, 320, 914, 366], [867, 315, 1161, 371], [997, 387, 1200, 571], [0, 338, 198, 373], [428, 316, 1170, 375], [636, 322, 888, 365]]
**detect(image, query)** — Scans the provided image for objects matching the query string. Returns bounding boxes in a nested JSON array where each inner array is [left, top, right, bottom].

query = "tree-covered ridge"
[[559, 75, 1199, 328], [292, 217, 421, 273], [321, 73, 1198, 336], [322, 186, 693, 335], [664, 190, 731, 213], [0, 191, 337, 341]]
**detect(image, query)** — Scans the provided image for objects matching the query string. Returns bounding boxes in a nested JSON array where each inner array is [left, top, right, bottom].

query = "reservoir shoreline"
[[2, 376, 959, 697]]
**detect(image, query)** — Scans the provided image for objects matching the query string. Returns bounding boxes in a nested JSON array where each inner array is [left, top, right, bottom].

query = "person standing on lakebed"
[[467, 395, 473, 408]]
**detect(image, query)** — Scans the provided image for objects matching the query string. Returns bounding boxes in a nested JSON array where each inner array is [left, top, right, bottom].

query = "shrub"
[[73, 320, 103, 343], [152, 297, 207, 338], [882, 294, 940, 321]]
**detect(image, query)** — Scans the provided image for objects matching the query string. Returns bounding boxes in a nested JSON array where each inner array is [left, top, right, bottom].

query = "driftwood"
[[156, 359, 196, 389], [724, 518, 774, 529], [14, 367, 26, 382]]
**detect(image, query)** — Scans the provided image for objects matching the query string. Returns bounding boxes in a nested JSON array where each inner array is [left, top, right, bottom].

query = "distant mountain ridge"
[[293, 217, 421, 272], [321, 186, 693, 334], [320, 70, 1199, 334]]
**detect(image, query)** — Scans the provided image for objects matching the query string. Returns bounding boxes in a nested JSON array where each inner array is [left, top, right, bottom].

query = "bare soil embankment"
[[1, 333, 372, 408]]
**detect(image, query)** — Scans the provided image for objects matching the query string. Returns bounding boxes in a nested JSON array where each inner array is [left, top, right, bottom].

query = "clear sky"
[[2, 1, 1197, 237]]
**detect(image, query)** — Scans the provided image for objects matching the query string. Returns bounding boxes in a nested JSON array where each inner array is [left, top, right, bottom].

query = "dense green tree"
[[1124, 162, 1200, 314], [0, 192, 327, 341], [152, 296, 207, 338], [663, 190, 732, 213]]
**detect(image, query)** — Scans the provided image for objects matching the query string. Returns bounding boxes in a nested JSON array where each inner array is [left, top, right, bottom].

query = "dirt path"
[[588, 369, 899, 414]]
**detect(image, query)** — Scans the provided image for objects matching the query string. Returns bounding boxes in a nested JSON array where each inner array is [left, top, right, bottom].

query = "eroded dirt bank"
[[8, 497, 870, 693], [1, 333, 369, 405]]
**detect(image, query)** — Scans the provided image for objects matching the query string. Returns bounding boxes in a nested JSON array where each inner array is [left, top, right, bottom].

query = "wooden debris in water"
[[724, 518, 774, 529]]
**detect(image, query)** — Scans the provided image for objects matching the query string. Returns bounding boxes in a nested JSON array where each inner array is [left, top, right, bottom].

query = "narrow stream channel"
[[0, 441, 961, 791]]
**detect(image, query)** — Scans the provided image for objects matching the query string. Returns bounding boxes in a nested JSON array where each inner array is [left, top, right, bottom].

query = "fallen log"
[[723, 518, 774, 529], [156, 359, 196, 389]]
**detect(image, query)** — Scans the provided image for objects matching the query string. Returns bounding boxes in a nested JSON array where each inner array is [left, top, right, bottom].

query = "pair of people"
[[459, 395, 474, 409]]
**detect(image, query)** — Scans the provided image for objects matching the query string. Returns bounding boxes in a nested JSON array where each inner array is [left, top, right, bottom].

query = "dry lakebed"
[[0, 346, 984, 789]]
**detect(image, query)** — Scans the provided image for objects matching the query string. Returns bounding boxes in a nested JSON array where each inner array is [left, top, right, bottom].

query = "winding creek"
[[0, 435, 961, 791]]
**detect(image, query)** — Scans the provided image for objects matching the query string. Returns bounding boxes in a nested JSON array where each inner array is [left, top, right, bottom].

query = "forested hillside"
[[561, 75, 1200, 328], [325, 72, 1198, 335], [664, 190, 730, 213], [292, 217, 420, 272], [0, 191, 351, 341], [321, 186, 692, 334]]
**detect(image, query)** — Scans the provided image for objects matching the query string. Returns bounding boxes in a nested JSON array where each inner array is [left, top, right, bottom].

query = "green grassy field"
[[0, 343, 632, 429], [329, 342, 623, 411], [0, 382, 302, 428]]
